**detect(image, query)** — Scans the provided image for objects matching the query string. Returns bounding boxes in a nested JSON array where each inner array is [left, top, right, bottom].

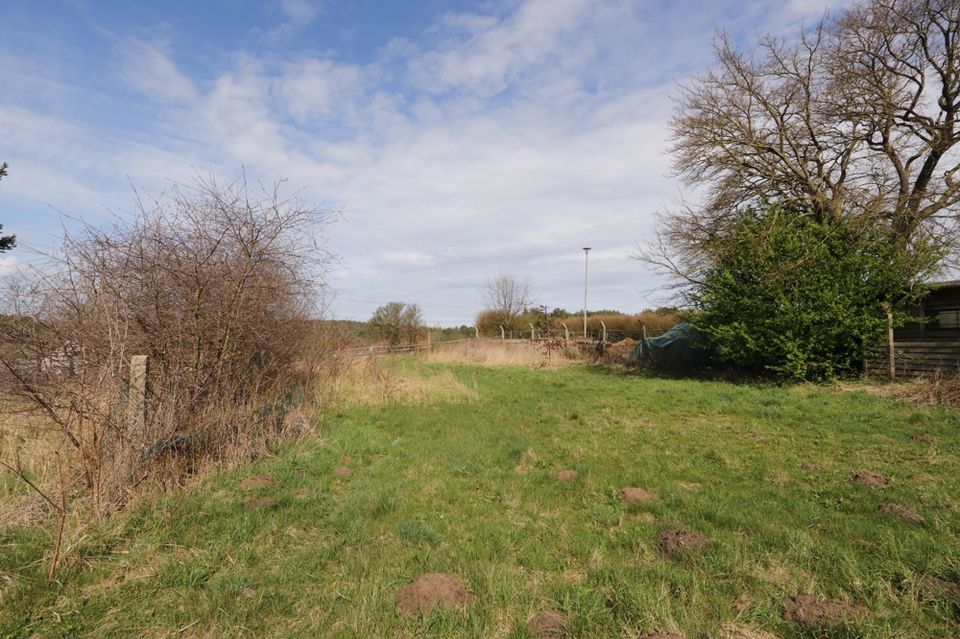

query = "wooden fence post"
[[886, 306, 896, 380], [529, 323, 536, 341], [600, 320, 607, 344], [562, 322, 569, 344], [475, 326, 480, 339], [499, 325, 505, 340], [129, 355, 148, 438]]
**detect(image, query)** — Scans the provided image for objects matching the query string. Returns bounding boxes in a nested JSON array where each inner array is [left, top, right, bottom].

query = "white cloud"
[[411, 0, 593, 97], [380, 251, 436, 267], [118, 40, 197, 103], [0, 256, 19, 280], [280, 58, 368, 122], [279, 0, 324, 25], [1, 0, 856, 323]]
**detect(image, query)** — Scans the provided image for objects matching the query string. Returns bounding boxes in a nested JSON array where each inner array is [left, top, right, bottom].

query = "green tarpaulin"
[[634, 321, 712, 372]]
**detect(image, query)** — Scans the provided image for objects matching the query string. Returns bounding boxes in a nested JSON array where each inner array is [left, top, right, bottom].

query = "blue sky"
[[0, 0, 847, 325]]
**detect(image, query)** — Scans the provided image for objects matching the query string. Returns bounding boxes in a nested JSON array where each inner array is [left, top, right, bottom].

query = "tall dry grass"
[[420, 339, 576, 367], [550, 311, 679, 337], [319, 355, 478, 407]]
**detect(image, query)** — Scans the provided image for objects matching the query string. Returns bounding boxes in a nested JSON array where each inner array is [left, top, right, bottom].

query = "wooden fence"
[[865, 336, 960, 379]]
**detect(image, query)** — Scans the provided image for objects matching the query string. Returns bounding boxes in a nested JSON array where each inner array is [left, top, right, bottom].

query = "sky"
[[0, 0, 850, 325]]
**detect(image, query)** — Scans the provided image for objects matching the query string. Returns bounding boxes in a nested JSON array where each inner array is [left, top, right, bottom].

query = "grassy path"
[[2, 363, 959, 637]]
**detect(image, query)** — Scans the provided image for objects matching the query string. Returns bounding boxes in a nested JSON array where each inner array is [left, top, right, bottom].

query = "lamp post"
[[582, 247, 591, 338]]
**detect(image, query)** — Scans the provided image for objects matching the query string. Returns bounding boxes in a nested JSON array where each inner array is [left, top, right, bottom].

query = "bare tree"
[[482, 273, 532, 331], [650, 0, 960, 279]]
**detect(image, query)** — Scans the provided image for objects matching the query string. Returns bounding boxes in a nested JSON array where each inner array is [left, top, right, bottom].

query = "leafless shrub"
[[0, 175, 334, 536]]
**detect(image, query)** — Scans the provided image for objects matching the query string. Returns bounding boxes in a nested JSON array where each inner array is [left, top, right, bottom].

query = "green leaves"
[[690, 205, 939, 381]]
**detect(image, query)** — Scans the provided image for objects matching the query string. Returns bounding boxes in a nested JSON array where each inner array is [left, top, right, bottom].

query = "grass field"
[[1, 359, 959, 638]]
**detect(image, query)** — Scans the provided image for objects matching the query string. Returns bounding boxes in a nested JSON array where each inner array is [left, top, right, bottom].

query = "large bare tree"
[[482, 273, 532, 331], [653, 0, 960, 277]]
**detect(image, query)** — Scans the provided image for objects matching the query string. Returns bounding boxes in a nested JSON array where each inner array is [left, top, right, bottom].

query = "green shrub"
[[689, 206, 936, 381]]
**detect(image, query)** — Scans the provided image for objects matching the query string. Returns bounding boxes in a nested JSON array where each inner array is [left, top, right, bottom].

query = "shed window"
[[927, 309, 960, 329]]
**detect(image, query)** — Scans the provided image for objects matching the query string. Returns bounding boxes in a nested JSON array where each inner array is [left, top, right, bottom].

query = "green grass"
[[2, 362, 959, 637]]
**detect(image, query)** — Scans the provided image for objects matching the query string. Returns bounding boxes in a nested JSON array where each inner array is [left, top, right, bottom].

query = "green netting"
[[634, 321, 712, 372]]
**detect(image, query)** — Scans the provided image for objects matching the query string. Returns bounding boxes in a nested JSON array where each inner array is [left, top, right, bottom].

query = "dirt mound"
[[781, 594, 865, 629], [912, 433, 936, 443], [852, 469, 890, 487], [879, 502, 923, 524], [618, 487, 654, 504], [527, 609, 567, 638], [239, 474, 276, 490], [555, 470, 578, 481], [657, 527, 708, 558], [244, 496, 278, 510], [918, 575, 960, 603], [333, 466, 353, 478], [641, 634, 684, 639], [395, 572, 474, 617]]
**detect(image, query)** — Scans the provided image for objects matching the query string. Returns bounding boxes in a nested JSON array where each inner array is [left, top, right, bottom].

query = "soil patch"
[[333, 466, 353, 478], [556, 470, 578, 481], [244, 496, 278, 510], [239, 475, 276, 490], [619, 487, 654, 504], [800, 463, 823, 471], [912, 434, 936, 443], [657, 527, 709, 559], [781, 594, 865, 629], [851, 469, 891, 487], [395, 572, 474, 617], [918, 575, 960, 603], [528, 609, 567, 638], [641, 634, 684, 639], [879, 502, 923, 524]]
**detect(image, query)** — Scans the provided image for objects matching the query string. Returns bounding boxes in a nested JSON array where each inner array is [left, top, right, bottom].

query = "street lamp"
[[582, 247, 591, 338]]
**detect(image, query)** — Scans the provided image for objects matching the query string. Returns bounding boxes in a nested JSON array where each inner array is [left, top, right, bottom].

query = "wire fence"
[[344, 329, 671, 357]]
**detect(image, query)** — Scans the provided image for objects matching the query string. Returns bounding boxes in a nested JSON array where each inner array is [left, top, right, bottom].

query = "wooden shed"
[[866, 280, 960, 378]]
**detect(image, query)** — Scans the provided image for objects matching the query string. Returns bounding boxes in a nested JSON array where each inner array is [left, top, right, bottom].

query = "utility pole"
[[582, 247, 591, 338]]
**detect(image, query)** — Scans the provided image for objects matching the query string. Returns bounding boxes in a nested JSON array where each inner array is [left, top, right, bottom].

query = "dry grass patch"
[[421, 340, 574, 368], [322, 356, 478, 407]]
